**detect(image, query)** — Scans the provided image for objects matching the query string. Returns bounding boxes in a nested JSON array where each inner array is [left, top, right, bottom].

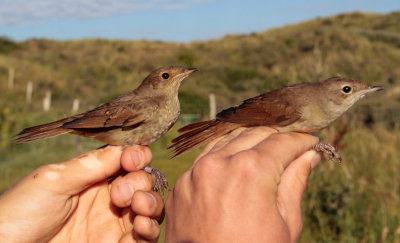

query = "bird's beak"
[[184, 68, 198, 75], [360, 85, 385, 95], [177, 68, 198, 79]]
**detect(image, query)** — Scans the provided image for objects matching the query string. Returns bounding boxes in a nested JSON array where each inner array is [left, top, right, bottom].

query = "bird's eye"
[[342, 86, 352, 93], [162, 73, 169, 79]]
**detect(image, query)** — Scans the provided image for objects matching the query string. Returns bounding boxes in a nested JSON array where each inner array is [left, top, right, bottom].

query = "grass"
[[301, 124, 400, 242]]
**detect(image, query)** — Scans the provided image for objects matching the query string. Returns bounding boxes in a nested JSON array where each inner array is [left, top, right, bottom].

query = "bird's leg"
[[101, 145, 170, 195], [144, 165, 171, 196], [313, 143, 342, 163]]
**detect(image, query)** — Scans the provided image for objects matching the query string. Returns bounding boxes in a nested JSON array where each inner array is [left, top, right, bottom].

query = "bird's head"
[[139, 66, 198, 92], [318, 77, 384, 117]]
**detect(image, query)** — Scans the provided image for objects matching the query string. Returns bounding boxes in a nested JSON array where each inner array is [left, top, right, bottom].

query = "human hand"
[[0, 145, 164, 243], [165, 127, 321, 243]]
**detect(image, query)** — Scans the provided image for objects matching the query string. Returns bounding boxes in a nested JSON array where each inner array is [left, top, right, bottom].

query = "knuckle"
[[193, 152, 224, 177], [190, 152, 226, 187], [230, 150, 261, 175], [173, 171, 189, 190]]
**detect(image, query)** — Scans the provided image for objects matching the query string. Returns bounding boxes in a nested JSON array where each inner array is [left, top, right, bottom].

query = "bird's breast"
[[127, 96, 180, 145]]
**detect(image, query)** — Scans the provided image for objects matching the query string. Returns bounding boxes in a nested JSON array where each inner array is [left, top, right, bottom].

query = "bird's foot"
[[313, 143, 342, 163], [144, 165, 171, 196]]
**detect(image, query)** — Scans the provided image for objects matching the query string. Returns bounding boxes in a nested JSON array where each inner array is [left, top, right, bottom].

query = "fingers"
[[192, 127, 276, 166], [34, 145, 124, 195], [118, 217, 160, 243], [202, 127, 247, 154], [133, 216, 160, 241], [121, 145, 153, 172], [216, 127, 277, 156], [111, 145, 154, 207], [111, 148, 161, 243], [253, 132, 320, 172], [30, 144, 152, 196], [276, 150, 322, 241], [131, 191, 164, 222], [110, 171, 153, 208], [191, 128, 245, 165], [116, 190, 164, 224], [165, 127, 318, 243], [118, 191, 163, 243], [194, 127, 319, 180]]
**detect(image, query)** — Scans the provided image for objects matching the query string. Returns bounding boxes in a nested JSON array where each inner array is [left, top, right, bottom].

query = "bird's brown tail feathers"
[[15, 117, 74, 143], [168, 120, 240, 157]]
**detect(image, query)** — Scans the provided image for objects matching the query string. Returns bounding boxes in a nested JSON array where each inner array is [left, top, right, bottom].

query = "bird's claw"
[[144, 165, 171, 196], [313, 143, 342, 163]]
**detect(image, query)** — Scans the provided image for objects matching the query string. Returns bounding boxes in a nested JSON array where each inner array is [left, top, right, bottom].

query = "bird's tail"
[[168, 120, 240, 157], [15, 117, 74, 143]]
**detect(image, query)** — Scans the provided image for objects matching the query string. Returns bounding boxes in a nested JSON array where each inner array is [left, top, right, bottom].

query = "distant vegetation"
[[0, 12, 399, 242]]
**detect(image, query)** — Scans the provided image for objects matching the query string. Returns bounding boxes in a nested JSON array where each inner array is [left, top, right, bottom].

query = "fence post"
[[72, 99, 80, 112], [209, 93, 216, 119], [8, 67, 14, 89], [43, 90, 52, 111], [26, 81, 33, 104]]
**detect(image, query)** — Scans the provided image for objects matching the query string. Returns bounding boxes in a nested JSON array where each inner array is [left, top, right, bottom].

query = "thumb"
[[276, 150, 321, 241], [44, 145, 124, 195]]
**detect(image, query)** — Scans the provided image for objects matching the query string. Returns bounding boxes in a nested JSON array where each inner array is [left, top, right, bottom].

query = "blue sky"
[[0, 0, 399, 42]]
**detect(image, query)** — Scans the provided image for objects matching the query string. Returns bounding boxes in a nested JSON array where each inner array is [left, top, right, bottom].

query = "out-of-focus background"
[[0, 1, 399, 242]]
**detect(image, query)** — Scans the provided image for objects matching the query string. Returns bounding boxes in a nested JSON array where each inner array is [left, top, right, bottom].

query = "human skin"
[[165, 127, 321, 243], [0, 145, 164, 243]]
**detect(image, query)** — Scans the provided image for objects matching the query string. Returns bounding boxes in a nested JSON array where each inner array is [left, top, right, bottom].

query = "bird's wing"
[[217, 94, 301, 127], [62, 97, 160, 129]]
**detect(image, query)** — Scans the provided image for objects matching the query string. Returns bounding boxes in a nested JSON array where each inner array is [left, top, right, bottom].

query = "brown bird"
[[16, 66, 198, 192], [169, 77, 384, 159]]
